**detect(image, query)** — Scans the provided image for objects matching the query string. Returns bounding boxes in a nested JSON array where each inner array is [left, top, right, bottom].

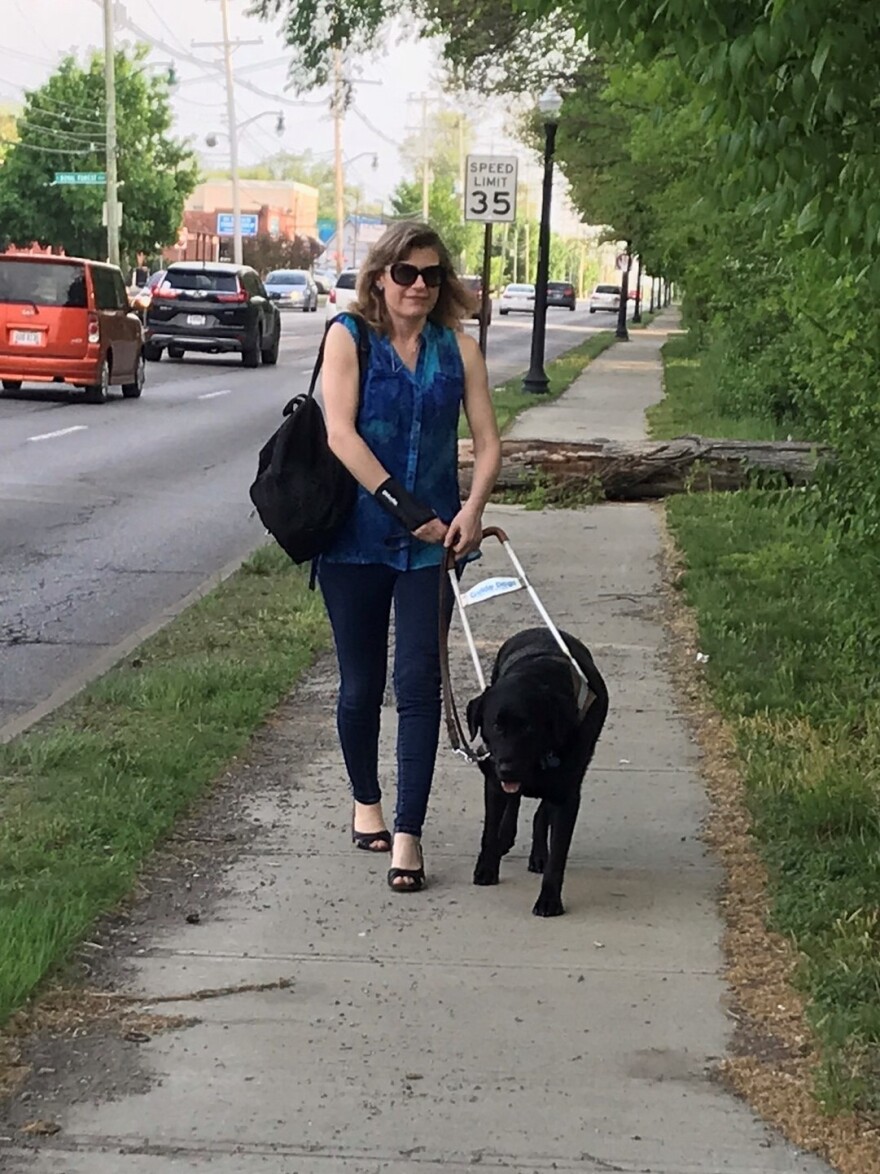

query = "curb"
[[0, 539, 265, 746]]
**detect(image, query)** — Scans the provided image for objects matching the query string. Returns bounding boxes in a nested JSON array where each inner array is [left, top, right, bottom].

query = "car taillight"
[[329, 289, 337, 304], [216, 289, 248, 303], [87, 312, 100, 344]]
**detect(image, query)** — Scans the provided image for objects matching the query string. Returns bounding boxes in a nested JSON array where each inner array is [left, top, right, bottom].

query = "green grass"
[[648, 333, 791, 441], [461, 330, 616, 437], [661, 342, 880, 1115], [0, 547, 328, 1024]]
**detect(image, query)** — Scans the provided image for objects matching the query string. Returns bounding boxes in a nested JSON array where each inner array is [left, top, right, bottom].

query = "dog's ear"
[[466, 694, 485, 741]]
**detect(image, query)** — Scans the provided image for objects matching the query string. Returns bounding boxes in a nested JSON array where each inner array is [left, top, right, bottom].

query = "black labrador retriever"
[[466, 627, 608, 917]]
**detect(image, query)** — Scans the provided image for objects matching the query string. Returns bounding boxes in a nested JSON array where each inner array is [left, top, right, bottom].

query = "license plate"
[[12, 330, 41, 346], [187, 314, 206, 326]]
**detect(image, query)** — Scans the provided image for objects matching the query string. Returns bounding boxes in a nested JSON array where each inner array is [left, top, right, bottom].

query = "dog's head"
[[466, 674, 577, 793]]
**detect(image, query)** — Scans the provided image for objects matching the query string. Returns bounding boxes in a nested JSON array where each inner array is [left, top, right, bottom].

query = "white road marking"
[[27, 425, 88, 443], [198, 389, 233, 400]]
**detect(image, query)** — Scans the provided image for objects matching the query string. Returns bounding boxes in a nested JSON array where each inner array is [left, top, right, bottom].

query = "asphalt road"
[[0, 302, 624, 728]]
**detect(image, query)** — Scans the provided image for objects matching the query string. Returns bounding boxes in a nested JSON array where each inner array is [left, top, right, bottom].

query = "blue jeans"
[[318, 561, 454, 837]]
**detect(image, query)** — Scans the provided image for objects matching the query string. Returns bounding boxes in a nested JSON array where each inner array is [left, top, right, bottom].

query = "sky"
[[0, 0, 533, 210]]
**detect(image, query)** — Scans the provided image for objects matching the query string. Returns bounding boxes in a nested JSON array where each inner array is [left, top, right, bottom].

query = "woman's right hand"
[[412, 518, 449, 545]]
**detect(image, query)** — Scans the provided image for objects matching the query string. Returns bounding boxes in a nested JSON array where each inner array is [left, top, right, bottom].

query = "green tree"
[[0, 46, 198, 262]]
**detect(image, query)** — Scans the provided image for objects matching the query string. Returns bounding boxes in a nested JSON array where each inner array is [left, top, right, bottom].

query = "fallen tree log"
[[458, 436, 834, 501]]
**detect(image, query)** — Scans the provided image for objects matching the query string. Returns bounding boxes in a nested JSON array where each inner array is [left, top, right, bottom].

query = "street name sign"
[[53, 172, 106, 185], [465, 155, 518, 223], [216, 212, 259, 238]]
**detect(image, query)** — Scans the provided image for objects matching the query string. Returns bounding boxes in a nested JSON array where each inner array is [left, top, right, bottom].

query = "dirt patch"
[[656, 505, 880, 1173]]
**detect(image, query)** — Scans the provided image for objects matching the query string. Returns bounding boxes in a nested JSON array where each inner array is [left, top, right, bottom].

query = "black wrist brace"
[[373, 477, 436, 532]]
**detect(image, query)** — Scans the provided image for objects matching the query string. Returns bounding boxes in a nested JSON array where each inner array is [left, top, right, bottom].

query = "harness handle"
[[438, 527, 508, 765]]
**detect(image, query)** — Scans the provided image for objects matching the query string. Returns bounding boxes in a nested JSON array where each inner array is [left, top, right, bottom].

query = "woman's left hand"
[[444, 505, 483, 557]]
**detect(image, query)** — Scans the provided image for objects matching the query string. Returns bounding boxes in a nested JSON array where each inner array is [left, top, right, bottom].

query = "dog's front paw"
[[473, 856, 501, 886], [527, 851, 547, 875], [532, 887, 565, 917]]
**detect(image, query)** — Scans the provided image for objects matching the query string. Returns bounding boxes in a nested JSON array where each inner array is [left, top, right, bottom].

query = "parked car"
[[264, 268, 318, 312], [312, 270, 334, 296], [325, 268, 360, 322], [547, 280, 577, 311], [144, 262, 281, 367], [589, 284, 622, 314], [460, 275, 492, 324], [0, 253, 144, 403], [498, 283, 536, 315]]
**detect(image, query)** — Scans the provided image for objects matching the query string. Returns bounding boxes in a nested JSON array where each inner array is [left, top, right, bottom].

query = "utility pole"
[[102, 0, 120, 268], [219, 0, 242, 265], [421, 94, 430, 221], [333, 48, 345, 273], [194, 3, 261, 267]]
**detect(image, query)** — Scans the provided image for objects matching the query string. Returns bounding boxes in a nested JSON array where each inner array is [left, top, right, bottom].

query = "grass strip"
[[0, 546, 328, 1025], [461, 329, 616, 437], [0, 329, 611, 1027], [648, 332, 791, 441], [660, 341, 880, 1115]]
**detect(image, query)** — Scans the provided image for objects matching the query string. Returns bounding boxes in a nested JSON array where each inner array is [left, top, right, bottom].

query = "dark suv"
[[143, 262, 281, 367], [547, 281, 577, 311]]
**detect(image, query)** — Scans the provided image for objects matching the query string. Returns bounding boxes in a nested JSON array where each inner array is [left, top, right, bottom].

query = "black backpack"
[[249, 313, 370, 565]]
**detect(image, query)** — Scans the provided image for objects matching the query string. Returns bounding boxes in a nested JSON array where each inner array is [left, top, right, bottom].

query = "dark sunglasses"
[[388, 262, 446, 289]]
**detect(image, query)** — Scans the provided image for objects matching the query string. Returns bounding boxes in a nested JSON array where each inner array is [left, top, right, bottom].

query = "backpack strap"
[[304, 310, 370, 402]]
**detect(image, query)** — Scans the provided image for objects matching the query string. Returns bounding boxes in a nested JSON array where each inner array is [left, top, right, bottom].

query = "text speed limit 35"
[[465, 154, 519, 223]]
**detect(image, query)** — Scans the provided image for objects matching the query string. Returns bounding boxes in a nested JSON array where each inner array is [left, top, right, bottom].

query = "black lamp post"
[[523, 86, 563, 395], [615, 246, 631, 342], [632, 254, 643, 324]]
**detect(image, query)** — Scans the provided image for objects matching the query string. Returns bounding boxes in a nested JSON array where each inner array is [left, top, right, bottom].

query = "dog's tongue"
[[501, 782, 521, 794]]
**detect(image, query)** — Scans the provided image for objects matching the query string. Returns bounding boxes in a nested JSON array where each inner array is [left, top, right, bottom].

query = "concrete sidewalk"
[[5, 314, 834, 1173]]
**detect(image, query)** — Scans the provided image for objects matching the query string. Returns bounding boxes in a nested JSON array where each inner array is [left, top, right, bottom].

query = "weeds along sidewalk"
[[2, 315, 832, 1172]]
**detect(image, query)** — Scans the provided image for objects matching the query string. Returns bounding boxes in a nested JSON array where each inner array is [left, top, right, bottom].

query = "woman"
[[320, 221, 501, 893]]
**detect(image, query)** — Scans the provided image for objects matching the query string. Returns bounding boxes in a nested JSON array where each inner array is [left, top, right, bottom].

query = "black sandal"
[[351, 810, 391, 852], [387, 843, 425, 893]]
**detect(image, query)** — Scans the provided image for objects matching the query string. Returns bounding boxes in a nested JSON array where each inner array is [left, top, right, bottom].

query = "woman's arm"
[[322, 321, 389, 493], [445, 331, 502, 556]]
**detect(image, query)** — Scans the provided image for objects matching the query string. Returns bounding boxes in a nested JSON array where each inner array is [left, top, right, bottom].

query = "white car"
[[498, 283, 535, 315], [264, 269, 318, 312], [589, 283, 622, 313], [325, 269, 359, 321]]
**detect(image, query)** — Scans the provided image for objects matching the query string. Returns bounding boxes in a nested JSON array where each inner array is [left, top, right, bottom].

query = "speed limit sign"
[[465, 155, 518, 223]]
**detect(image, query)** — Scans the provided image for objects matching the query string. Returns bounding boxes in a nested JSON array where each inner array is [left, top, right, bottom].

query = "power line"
[[15, 118, 104, 144], [145, 0, 190, 55], [0, 136, 101, 156], [349, 104, 400, 148]]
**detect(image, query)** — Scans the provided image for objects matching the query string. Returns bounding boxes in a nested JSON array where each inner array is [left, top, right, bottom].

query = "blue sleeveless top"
[[320, 312, 465, 570]]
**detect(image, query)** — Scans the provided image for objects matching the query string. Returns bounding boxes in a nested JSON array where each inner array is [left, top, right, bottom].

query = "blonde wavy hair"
[[350, 220, 475, 334]]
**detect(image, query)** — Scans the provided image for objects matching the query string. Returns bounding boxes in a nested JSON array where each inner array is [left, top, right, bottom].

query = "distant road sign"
[[53, 171, 106, 185], [465, 155, 518, 223], [216, 212, 259, 238]]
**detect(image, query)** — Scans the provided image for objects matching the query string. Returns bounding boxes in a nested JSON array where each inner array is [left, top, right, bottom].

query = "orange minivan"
[[0, 254, 145, 403]]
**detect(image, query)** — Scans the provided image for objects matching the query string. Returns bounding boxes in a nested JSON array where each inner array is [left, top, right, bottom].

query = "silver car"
[[264, 269, 318, 312]]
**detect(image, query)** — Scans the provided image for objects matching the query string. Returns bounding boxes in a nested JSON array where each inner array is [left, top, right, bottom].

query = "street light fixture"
[[523, 86, 563, 395]]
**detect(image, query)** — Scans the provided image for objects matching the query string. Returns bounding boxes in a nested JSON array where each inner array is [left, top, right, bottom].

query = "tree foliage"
[[0, 46, 198, 262]]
